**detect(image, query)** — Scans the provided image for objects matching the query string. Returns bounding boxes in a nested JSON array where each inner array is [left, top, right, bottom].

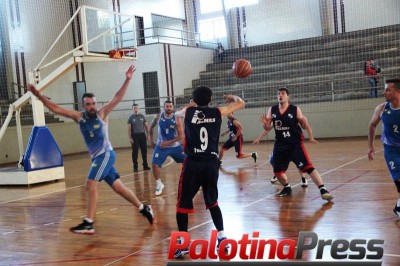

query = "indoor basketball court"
[[0, 137, 399, 265], [0, 1, 399, 266]]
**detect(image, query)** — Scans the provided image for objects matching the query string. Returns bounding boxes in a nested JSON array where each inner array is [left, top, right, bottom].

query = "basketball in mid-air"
[[232, 59, 252, 78]]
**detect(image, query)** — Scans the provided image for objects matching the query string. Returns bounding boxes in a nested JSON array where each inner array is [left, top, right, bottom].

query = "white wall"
[[169, 45, 214, 96], [344, 0, 400, 32], [243, 0, 322, 46]]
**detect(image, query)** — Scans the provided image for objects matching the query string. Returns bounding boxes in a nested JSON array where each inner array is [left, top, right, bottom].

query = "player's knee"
[[394, 179, 400, 193], [306, 167, 315, 175]]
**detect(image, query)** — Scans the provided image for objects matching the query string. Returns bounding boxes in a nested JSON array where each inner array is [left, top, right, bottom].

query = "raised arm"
[[27, 84, 81, 122], [98, 65, 135, 119], [261, 108, 273, 131], [218, 95, 245, 117], [174, 101, 196, 118], [368, 103, 384, 161]]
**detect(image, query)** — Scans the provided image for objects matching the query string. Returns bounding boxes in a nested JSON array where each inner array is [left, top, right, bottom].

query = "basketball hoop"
[[109, 48, 137, 59]]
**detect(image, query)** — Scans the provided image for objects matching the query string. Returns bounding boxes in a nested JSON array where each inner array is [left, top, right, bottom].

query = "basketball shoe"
[[301, 177, 308, 187], [155, 182, 165, 196], [320, 188, 334, 201], [251, 152, 258, 163], [279, 186, 292, 197], [140, 205, 154, 224], [217, 237, 230, 254], [270, 176, 278, 183], [393, 205, 400, 217], [174, 238, 189, 259], [70, 218, 95, 235]]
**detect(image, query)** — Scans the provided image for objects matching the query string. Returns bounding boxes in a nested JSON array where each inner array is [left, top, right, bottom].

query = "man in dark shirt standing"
[[127, 104, 151, 172]]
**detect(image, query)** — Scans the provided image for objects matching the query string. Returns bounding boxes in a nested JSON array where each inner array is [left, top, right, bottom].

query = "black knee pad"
[[306, 167, 315, 175], [394, 179, 400, 193]]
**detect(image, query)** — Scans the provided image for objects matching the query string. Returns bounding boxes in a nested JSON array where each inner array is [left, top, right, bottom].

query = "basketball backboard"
[[81, 6, 137, 59]]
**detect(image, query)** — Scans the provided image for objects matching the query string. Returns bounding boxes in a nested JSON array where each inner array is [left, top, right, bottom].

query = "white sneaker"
[[301, 177, 308, 187], [155, 182, 165, 196], [270, 176, 278, 183]]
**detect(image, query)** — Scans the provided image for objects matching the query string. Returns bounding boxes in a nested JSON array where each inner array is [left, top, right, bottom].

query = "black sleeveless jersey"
[[271, 104, 304, 143], [227, 117, 238, 138], [184, 106, 222, 160]]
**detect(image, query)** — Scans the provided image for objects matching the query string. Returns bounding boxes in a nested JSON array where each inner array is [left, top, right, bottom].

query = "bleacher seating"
[[176, 24, 400, 108]]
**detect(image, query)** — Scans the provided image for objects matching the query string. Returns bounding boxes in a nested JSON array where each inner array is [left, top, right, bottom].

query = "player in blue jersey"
[[368, 78, 400, 217], [27, 66, 154, 235], [218, 112, 258, 166], [172, 87, 245, 258], [261, 87, 333, 201], [149, 100, 186, 196]]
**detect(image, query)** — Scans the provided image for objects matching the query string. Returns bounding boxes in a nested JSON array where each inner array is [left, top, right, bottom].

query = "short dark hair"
[[193, 86, 212, 106], [132, 103, 138, 107], [82, 92, 95, 102], [386, 78, 400, 90], [278, 86, 289, 95], [164, 100, 173, 105]]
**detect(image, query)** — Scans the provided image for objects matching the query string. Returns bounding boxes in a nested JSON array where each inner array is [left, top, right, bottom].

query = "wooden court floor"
[[0, 137, 399, 265]]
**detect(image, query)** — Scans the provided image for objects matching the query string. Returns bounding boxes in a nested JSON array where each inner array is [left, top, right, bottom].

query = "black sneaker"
[[70, 219, 95, 235], [393, 205, 400, 217], [279, 186, 292, 197], [143, 166, 151, 171], [140, 205, 154, 224], [320, 188, 334, 201], [217, 237, 230, 254], [251, 152, 258, 163], [133, 167, 139, 173], [174, 240, 189, 259]]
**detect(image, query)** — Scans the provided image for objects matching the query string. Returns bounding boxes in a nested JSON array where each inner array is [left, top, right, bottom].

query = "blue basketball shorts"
[[87, 150, 119, 186], [383, 144, 400, 181], [152, 145, 186, 167]]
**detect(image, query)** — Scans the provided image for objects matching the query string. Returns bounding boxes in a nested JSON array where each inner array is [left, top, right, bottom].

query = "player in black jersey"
[[172, 86, 245, 258], [219, 113, 258, 166], [261, 87, 333, 201]]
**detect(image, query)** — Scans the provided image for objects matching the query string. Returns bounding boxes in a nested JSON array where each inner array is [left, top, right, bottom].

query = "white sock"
[[397, 199, 400, 208], [217, 230, 226, 239], [84, 218, 93, 223], [138, 204, 144, 211], [156, 179, 163, 186]]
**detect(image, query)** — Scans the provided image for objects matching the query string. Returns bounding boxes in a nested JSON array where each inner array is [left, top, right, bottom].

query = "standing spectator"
[[260, 86, 333, 201], [365, 59, 380, 98], [216, 42, 225, 63], [27, 66, 154, 234], [149, 100, 186, 196], [127, 104, 151, 172], [368, 78, 400, 218]]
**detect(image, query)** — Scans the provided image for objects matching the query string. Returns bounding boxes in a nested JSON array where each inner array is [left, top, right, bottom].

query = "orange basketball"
[[232, 59, 252, 78]]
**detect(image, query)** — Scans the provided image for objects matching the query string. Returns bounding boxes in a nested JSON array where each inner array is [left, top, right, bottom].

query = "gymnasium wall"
[[0, 97, 382, 165]]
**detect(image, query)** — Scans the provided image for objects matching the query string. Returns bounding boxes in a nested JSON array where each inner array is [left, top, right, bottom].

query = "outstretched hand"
[[26, 84, 40, 98], [126, 65, 136, 80]]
